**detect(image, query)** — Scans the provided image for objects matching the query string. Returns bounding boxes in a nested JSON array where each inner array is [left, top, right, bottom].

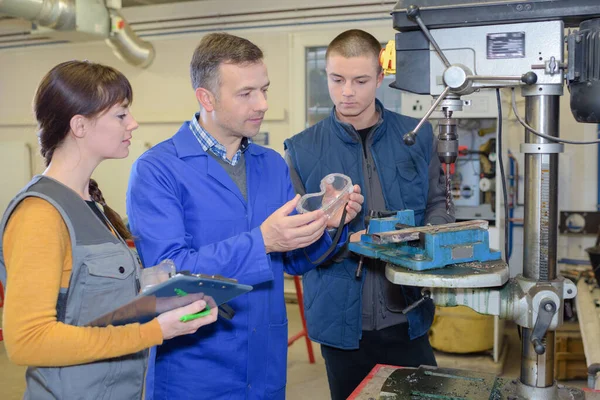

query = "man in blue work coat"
[[285, 30, 455, 400], [126, 33, 364, 400]]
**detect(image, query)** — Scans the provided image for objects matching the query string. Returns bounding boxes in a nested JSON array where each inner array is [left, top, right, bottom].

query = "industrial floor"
[[0, 303, 586, 400]]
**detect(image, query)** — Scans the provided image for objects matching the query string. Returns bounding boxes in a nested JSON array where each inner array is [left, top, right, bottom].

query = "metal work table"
[[348, 364, 600, 399], [576, 279, 600, 391]]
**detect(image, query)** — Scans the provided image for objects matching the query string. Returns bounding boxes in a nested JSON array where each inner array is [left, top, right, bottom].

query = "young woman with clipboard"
[[0, 60, 218, 399]]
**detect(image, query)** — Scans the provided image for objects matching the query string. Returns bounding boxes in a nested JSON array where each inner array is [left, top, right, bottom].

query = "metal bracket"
[[520, 143, 564, 154], [428, 275, 576, 330], [513, 275, 576, 330], [521, 84, 564, 97], [531, 56, 566, 76]]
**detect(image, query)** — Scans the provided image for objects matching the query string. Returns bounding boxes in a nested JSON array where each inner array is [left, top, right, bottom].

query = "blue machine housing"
[[349, 210, 501, 271]]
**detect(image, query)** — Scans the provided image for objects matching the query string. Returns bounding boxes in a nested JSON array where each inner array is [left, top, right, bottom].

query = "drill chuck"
[[437, 118, 458, 165]]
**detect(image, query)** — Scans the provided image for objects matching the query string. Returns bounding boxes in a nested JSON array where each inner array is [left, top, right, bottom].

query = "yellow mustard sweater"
[[2, 197, 163, 367]]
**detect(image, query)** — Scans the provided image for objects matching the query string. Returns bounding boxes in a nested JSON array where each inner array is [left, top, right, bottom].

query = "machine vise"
[[349, 210, 501, 271]]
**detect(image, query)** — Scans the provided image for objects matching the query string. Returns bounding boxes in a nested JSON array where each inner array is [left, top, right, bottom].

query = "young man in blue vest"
[[127, 33, 364, 400], [284, 29, 455, 400]]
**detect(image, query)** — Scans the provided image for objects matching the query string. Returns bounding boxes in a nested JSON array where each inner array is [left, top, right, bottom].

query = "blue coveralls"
[[127, 121, 347, 400]]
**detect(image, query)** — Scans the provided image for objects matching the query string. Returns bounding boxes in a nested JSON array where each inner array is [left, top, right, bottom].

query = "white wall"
[[0, 141, 32, 212], [0, 30, 290, 158], [0, 14, 393, 217]]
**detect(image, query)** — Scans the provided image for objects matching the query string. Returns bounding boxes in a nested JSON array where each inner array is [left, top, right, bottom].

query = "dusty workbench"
[[576, 278, 600, 391], [347, 364, 600, 399]]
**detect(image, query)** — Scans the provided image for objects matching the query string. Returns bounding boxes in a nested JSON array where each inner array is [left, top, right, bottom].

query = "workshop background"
[[0, 0, 598, 399]]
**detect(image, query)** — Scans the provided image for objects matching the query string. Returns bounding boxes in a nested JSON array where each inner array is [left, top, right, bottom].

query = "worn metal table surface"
[[576, 279, 600, 391], [348, 364, 600, 400]]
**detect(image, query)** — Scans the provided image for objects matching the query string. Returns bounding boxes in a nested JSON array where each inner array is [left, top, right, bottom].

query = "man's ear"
[[195, 87, 217, 112], [69, 115, 86, 138], [376, 69, 384, 88]]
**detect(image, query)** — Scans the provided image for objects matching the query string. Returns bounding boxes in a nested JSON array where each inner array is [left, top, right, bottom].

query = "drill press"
[[350, 1, 600, 398]]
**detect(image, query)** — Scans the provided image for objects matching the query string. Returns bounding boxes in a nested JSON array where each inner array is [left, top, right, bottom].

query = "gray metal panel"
[[426, 21, 564, 95], [392, 0, 600, 31], [393, 31, 431, 94]]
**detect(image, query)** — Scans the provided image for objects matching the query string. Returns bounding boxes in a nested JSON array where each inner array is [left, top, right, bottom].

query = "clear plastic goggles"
[[296, 173, 353, 217]]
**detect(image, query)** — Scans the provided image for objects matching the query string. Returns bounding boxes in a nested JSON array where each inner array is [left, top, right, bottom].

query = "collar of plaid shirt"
[[189, 112, 251, 166]]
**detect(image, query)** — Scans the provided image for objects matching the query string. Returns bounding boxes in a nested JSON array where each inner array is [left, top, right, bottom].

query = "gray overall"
[[0, 176, 146, 400]]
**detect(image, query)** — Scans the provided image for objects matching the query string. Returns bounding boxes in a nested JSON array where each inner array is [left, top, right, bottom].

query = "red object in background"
[[458, 145, 469, 156], [117, 20, 125, 30], [442, 163, 456, 175], [287, 276, 315, 364]]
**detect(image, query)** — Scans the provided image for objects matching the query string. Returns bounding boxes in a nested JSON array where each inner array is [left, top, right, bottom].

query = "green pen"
[[174, 288, 211, 322]]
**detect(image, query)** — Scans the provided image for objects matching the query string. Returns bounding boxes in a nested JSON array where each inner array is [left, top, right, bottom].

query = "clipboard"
[[84, 274, 253, 327]]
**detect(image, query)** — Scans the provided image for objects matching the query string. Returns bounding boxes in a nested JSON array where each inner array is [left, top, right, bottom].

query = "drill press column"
[[520, 89, 561, 389]]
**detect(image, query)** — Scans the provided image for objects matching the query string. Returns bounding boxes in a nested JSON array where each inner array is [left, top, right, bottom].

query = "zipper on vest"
[[365, 159, 373, 180], [361, 142, 373, 180]]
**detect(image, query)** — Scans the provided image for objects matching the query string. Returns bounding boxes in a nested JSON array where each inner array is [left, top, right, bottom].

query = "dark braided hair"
[[34, 60, 133, 239], [89, 178, 132, 240]]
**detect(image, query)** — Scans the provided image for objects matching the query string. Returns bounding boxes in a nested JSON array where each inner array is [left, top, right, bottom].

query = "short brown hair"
[[326, 29, 382, 72], [190, 33, 264, 93]]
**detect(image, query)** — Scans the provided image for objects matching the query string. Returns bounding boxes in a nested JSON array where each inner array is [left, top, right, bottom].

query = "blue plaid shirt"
[[189, 112, 250, 166]]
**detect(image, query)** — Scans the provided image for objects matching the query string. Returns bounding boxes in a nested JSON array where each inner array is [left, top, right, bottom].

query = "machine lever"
[[403, 86, 451, 146], [355, 256, 365, 279], [401, 289, 431, 314], [530, 299, 557, 355], [406, 5, 451, 68]]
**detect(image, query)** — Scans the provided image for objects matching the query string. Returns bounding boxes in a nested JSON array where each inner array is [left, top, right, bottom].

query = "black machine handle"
[[530, 299, 557, 355], [401, 289, 432, 315]]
